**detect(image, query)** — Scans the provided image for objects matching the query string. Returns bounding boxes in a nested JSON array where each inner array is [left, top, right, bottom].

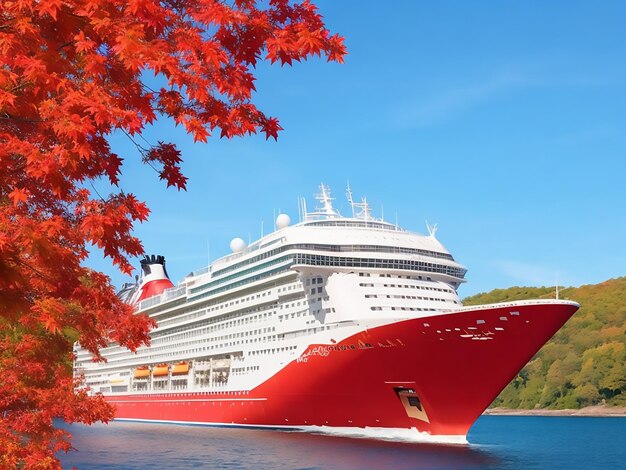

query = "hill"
[[463, 278, 626, 409]]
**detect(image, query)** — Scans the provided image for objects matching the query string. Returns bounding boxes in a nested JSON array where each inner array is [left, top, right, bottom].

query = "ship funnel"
[[141, 254, 169, 277], [134, 254, 174, 303]]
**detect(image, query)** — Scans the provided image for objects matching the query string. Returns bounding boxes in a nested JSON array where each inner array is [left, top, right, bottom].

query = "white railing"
[[455, 298, 579, 312], [138, 284, 187, 310]]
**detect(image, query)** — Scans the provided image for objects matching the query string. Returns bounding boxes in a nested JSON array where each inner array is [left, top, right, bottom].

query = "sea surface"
[[57, 416, 626, 469]]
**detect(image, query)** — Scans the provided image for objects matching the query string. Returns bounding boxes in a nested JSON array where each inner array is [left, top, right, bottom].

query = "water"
[[58, 416, 626, 469]]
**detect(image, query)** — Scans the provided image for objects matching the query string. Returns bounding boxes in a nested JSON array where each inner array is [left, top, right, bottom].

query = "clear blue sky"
[[93, 1, 626, 298]]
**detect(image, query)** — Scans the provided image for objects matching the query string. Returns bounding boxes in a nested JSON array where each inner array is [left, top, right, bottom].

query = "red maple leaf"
[[0, 0, 345, 466]]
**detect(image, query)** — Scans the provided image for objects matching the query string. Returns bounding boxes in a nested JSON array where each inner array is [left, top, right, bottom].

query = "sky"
[[91, 1, 626, 298]]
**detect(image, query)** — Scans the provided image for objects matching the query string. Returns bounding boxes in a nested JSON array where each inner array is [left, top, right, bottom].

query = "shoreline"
[[483, 405, 626, 417]]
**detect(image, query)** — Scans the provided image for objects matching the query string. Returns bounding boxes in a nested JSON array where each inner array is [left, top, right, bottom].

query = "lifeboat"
[[172, 361, 189, 375], [133, 367, 149, 379], [152, 364, 169, 377]]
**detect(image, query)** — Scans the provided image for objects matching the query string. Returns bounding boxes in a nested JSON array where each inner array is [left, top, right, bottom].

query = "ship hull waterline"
[[107, 302, 577, 439]]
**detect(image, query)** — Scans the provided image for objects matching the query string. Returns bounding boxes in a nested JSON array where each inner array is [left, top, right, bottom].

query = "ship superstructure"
[[74, 184, 578, 438]]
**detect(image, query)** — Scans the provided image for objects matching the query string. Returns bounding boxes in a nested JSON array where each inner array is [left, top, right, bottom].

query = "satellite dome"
[[230, 237, 246, 253], [276, 213, 291, 230]]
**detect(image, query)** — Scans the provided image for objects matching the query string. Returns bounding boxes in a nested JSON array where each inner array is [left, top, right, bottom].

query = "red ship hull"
[[107, 301, 577, 437]]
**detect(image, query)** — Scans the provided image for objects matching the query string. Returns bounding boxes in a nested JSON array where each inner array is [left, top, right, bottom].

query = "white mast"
[[426, 220, 439, 238], [305, 183, 340, 220], [555, 275, 559, 300], [353, 196, 373, 220], [298, 196, 309, 222], [345, 182, 374, 221], [318, 183, 336, 216], [346, 182, 356, 218]]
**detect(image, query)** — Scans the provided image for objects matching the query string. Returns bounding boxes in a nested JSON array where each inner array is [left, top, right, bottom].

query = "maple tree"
[[0, 0, 345, 466]]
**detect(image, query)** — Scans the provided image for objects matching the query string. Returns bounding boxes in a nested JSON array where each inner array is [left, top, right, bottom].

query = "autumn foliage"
[[0, 0, 345, 466]]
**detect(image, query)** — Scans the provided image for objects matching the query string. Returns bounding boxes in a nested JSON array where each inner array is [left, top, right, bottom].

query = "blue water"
[[58, 416, 626, 469]]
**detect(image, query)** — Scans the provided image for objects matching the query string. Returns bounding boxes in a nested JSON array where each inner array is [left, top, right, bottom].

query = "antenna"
[[346, 183, 373, 221], [555, 274, 559, 300], [317, 183, 337, 216], [361, 196, 372, 220], [302, 197, 308, 221], [346, 181, 356, 218], [261, 220, 264, 238], [297, 197, 302, 223], [425, 220, 438, 238]]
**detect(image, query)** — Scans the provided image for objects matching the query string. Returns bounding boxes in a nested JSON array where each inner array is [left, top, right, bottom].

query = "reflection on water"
[[58, 416, 626, 469], [58, 421, 499, 469]]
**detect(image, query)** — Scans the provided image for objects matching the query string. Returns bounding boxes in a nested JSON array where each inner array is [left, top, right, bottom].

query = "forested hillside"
[[464, 278, 626, 409]]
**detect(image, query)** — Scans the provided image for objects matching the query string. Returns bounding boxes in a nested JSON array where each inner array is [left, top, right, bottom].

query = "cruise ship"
[[74, 184, 578, 439]]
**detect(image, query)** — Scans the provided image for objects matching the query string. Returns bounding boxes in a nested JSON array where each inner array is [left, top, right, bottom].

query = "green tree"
[[466, 277, 626, 410]]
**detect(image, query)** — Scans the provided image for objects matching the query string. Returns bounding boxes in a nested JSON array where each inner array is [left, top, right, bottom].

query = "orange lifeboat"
[[134, 366, 149, 379], [172, 361, 189, 375], [152, 364, 169, 377]]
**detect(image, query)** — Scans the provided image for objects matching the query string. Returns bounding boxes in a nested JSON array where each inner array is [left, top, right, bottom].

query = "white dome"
[[230, 237, 246, 253], [276, 213, 291, 230]]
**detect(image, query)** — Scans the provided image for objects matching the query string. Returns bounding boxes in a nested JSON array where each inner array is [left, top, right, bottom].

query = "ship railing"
[[191, 266, 211, 277], [163, 285, 187, 300], [157, 308, 207, 328], [302, 219, 407, 232], [207, 237, 286, 271], [137, 284, 187, 310], [455, 298, 579, 312], [138, 296, 161, 309], [80, 343, 222, 370], [211, 251, 248, 267]]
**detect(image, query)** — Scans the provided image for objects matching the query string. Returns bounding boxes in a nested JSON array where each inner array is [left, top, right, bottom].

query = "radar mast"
[[303, 183, 341, 220], [345, 182, 375, 221]]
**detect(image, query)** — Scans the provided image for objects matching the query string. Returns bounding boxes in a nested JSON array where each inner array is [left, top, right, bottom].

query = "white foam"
[[297, 425, 468, 445]]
